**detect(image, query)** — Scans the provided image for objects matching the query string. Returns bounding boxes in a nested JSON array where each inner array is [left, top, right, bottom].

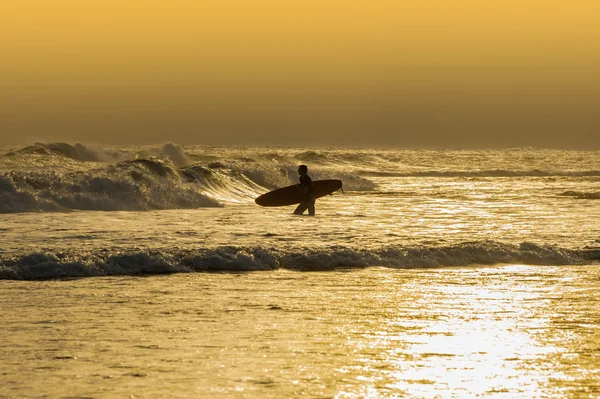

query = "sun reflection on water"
[[1, 266, 598, 398], [331, 266, 589, 399]]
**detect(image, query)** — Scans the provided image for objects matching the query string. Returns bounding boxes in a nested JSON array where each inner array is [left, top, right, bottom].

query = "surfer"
[[294, 164, 316, 216]]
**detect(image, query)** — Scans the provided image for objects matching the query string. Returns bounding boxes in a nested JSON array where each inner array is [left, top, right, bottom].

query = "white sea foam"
[[1, 243, 598, 280], [0, 143, 373, 212], [0, 158, 222, 212]]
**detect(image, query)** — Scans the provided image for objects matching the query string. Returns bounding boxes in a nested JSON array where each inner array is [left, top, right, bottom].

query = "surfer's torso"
[[299, 174, 315, 198]]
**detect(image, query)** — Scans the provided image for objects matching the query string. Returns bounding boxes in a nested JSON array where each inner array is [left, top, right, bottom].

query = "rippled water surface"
[[1, 266, 599, 398], [1, 145, 599, 397]]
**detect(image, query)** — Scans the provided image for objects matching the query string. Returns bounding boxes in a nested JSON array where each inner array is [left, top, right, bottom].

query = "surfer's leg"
[[308, 197, 315, 216], [294, 201, 308, 215]]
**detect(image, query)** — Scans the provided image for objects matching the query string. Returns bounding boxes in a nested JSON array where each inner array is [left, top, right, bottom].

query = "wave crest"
[[4, 142, 191, 166], [1, 242, 598, 280], [6, 142, 119, 162], [0, 153, 364, 213], [0, 158, 221, 212]]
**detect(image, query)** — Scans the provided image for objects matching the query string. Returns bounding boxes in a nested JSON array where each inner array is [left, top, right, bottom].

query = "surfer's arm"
[[298, 176, 312, 195], [297, 184, 309, 194]]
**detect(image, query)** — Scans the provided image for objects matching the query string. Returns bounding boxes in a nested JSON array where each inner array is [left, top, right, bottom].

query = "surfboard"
[[255, 179, 343, 207]]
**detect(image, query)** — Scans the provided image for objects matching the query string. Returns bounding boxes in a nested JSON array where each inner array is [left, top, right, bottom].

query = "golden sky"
[[1, 0, 599, 147]]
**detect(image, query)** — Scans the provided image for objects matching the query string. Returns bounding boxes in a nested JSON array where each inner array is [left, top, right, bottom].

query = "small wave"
[[294, 150, 332, 163], [358, 169, 600, 178], [310, 170, 375, 191], [1, 242, 598, 280], [559, 191, 600, 200], [188, 160, 375, 192], [137, 143, 190, 167], [293, 149, 387, 165], [205, 160, 292, 190]]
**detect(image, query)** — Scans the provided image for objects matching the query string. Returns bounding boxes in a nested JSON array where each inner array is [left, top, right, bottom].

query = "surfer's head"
[[298, 165, 308, 175]]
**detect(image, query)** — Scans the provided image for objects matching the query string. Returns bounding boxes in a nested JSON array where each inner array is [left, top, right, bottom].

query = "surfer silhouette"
[[294, 165, 316, 216]]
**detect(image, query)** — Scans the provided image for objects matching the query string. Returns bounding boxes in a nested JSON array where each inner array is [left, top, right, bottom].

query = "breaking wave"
[[0, 158, 223, 212], [0, 144, 369, 213], [3, 143, 597, 213], [0, 157, 354, 213], [201, 160, 374, 192], [1, 242, 598, 280]]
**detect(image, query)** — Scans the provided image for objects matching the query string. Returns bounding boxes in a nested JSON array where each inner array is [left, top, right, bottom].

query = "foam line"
[[1, 242, 598, 280]]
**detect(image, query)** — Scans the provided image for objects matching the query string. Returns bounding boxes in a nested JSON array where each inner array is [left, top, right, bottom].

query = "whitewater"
[[1, 143, 599, 278], [1, 143, 599, 398]]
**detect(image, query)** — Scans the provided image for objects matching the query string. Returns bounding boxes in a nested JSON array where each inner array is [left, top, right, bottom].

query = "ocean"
[[1, 143, 599, 397]]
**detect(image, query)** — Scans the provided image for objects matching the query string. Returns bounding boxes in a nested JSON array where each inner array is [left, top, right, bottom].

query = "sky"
[[1, 0, 599, 148]]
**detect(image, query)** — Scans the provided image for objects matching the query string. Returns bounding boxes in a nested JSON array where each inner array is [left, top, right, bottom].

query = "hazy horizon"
[[2, 1, 599, 148]]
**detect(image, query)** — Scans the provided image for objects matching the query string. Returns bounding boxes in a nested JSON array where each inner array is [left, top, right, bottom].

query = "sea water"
[[1, 143, 599, 397]]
